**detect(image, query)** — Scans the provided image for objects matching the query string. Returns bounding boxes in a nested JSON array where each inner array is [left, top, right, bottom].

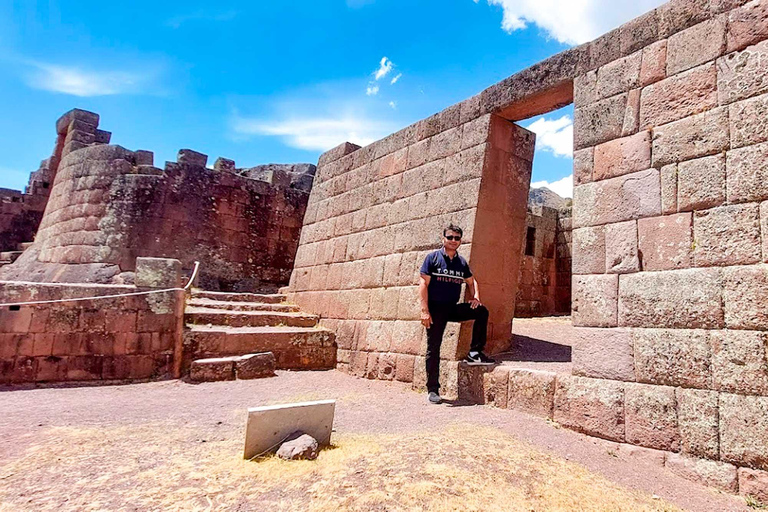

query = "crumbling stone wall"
[[0, 110, 314, 292], [287, 114, 534, 384]]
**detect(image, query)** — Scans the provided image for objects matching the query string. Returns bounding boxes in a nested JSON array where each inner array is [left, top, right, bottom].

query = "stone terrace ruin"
[[2, 0, 768, 499]]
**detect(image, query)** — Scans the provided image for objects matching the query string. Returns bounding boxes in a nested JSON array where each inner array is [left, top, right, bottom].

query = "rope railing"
[[0, 261, 200, 308]]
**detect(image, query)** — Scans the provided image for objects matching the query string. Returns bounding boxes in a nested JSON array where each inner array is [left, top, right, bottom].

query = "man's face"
[[442, 229, 462, 251]]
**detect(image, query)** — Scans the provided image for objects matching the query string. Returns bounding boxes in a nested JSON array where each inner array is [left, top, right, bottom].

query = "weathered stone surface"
[[665, 453, 738, 492], [720, 393, 768, 470], [729, 93, 768, 149], [727, 0, 768, 53], [553, 375, 625, 442], [667, 17, 726, 76], [677, 154, 726, 211], [593, 131, 651, 181], [236, 352, 276, 380], [661, 164, 678, 215], [605, 220, 640, 274], [507, 368, 557, 418], [574, 94, 627, 150], [622, 88, 641, 135], [640, 40, 668, 87], [573, 70, 598, 107], [276, 432, 319, 460], [723, 265, 768, 330], [764, 202, 768, 263], [739, 468, 768, 502], [616, 443, 666, 465], [572, 327, 635, 381], [596, 51, 642, 100], [573, 169, 661, 228], [651, 107, 729, 167], [573, 148, 594, 185], [727, 141, 768, 202], [640, 63, 717, 129], [711, 330, 768, 395], [637, 213, 692, 271], [135, 257, 183, 289], [625, 383, 680, 451], [620, 9, 660, 56], [190, 357, 235, 382], [718, 39, 768, 105], [658, 0, 711, 39], [618, 268, 723, 328], [483, 367, 509, 408], [693, 204, 761, 267], [572, 274, 618, 327], [677, 388, 719, 459], [572, 226, 605, 274], [633, 329, 712, 388]]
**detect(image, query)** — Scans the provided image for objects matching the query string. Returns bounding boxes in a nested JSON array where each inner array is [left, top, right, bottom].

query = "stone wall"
[[287, 113, 534, 383], [0, 110, 314, 292], [567, 0, 768, 488], [0, 281, 183, 384]]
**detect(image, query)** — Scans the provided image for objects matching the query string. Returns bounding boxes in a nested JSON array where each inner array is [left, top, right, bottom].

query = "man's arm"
[[466, 276, 482, 309], [419, 274, 432, 327]]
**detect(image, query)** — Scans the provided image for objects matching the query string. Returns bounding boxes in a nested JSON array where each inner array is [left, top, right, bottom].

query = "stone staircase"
[[0, 242, 33, 268], [182, 290, 337, 373]]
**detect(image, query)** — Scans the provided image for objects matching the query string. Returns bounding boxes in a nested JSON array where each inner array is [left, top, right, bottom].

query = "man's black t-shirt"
[[420, 248, 473, 304]]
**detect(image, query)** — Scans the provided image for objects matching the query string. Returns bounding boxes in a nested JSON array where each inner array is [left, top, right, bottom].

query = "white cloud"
[[366, 83, 380, 96], [476, 0, 667, 45], [531, 174, 573, 198], [389, 101, 397, 109], [24, 63, 153, 97], [526, 115, 573, 158], [232, 114, 397, 152], [374, 57, 394, 80], [390, 73, 402, 85]]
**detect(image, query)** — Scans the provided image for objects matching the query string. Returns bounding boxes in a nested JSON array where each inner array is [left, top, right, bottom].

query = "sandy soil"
[[0, 370, 751, 511]]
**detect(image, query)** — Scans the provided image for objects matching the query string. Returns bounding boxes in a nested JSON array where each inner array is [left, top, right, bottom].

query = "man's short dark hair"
[[443, 224, 463, 237]]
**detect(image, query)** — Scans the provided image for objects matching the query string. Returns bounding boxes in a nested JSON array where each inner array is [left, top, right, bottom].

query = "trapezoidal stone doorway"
[[286, 112, 534, 393]]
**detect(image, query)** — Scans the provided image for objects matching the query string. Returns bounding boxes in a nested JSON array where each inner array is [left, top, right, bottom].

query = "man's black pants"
[[425, 301, 489, 394]]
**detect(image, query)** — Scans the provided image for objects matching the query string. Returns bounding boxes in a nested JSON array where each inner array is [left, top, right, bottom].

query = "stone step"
[[184, 325, 336, 370], [191, 290, 287, 304], [189, 352, 276, 382], [0, 251, 23, 263], [185, 307, 319, 328], [0, 260, 10, 268], [187, 298, 301, 312], [16, 242, 33, 252]]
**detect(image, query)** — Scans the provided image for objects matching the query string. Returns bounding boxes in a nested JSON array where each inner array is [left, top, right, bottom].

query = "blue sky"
[[0, 0, 665, 198]]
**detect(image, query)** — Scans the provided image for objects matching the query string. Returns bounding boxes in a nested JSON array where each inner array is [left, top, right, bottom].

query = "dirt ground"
[[0, 370, 751, 512]]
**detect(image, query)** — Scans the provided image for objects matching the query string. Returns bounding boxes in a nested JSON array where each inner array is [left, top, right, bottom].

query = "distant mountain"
[[528, 186, 570, 210]]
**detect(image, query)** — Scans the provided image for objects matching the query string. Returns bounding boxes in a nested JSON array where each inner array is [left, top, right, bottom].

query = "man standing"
[[419, 223, 494, 404]]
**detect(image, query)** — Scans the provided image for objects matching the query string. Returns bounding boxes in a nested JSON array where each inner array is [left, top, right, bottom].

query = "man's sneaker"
[[464, 351, 497, 365], [428, 392, 442, 404]]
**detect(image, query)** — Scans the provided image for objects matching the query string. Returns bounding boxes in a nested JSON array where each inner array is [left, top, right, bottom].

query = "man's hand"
[[421, 309, 433, 328], [469, 298, 482, 309]]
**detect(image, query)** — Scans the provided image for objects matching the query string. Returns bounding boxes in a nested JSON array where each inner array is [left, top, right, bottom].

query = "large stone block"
[[573, 148, 594, 186], [553, 375, 625, 442], [711, 330, 768, 395], [719, 39, 768, 105], [236, 352, 277, 380], [639, 63, 717, 129], [572, 327, 635, 381], [727, 141, 768, 203], [661, 164, 678, 215], [720, 393, 768, 470], [507, 368, 557, 418], [677, 154, 726, 211], [572, 274, 618, 327], [739, 468, 768, 503], [693, 204, 761, 267], [677, 388, 719, 459], [572, 226, 605, 275], [651, 107, 729, 167], [666, 17, 726, 76], [574, 94, 627, 150], [596, 51, 641, 100], [764, 202, 768, 262], [665, 453, 738, 492], [658, 0, 711, 39], [593, 131, 651, 181], [729, 93, 768, 149], [134, 257, 183, 288], [605, 220, 640, 274], [618, 268, 723, 329], [483, 367, 509, 408], [724, 265, 768, 330], [633, 329, 712, 388], [640, 40, 668, 87], [727, 0, 768, 53], [573, 169, 661, 228], [625, 383, 680, 451], [637, 213, 692, 271], [620, 9, 660, 56]]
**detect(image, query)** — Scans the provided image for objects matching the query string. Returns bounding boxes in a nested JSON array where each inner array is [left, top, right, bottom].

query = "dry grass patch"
[[0, 422, 680, 511]]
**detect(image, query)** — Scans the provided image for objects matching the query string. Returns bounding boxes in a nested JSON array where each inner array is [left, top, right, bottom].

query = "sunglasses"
[[444, 235, 462, 241]]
